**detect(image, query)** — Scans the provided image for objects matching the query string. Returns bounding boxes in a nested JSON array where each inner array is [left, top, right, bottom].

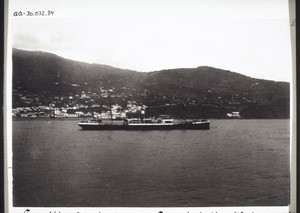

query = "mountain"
[[12, 48, 290, 119], [13, 48, 144, 92]]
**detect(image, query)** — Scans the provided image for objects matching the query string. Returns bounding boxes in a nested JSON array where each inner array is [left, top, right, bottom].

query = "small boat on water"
[[78, 116, 210, 130]]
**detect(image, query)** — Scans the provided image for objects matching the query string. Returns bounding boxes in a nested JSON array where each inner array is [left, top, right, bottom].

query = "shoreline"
[[12, 117, 290, 121]]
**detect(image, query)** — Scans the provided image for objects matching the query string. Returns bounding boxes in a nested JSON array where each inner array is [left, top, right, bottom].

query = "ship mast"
[[108, 93, 113, 124], [98, 84, 113, 124]]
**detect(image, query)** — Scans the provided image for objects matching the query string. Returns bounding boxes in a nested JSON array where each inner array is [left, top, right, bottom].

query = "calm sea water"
[[13, 119, 290, 207]]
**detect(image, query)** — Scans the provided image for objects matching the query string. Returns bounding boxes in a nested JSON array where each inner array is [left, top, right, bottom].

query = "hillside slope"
[[12, 49, 290, 118]]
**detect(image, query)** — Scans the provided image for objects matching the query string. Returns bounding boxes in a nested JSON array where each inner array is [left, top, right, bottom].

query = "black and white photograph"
[[5, 0, 295, 212]]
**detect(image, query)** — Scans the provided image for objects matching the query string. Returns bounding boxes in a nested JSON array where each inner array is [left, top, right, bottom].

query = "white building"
[[227, 111, 241, 118]]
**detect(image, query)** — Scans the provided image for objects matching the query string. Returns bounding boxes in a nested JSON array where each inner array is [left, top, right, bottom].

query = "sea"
[[12, 119, 290, 207]]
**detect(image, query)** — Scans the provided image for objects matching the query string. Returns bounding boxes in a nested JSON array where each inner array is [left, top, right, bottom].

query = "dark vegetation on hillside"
[[12, 48, 290, 119]]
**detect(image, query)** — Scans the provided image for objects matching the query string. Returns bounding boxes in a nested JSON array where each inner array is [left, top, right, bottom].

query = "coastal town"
[[12, 86, 241, 119], [12, 88, 148, 119]]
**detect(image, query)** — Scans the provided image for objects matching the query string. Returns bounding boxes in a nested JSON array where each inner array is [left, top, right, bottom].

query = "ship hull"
[[78, 122, 210, 130]]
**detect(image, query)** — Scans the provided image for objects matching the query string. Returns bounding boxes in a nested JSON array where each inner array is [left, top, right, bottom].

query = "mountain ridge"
[[13, 48, 288, 83], [12, 48, 290, 119]]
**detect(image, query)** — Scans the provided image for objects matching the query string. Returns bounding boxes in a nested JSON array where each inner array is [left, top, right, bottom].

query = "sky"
[[9, 0, 293, 82]]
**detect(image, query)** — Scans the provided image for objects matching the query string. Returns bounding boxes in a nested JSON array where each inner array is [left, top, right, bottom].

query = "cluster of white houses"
[[226, 111, 241, 118], [12, 101, 147, 119]]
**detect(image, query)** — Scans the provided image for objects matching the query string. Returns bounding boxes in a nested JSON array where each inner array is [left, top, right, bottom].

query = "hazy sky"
[[10, 0, 292, 82]]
